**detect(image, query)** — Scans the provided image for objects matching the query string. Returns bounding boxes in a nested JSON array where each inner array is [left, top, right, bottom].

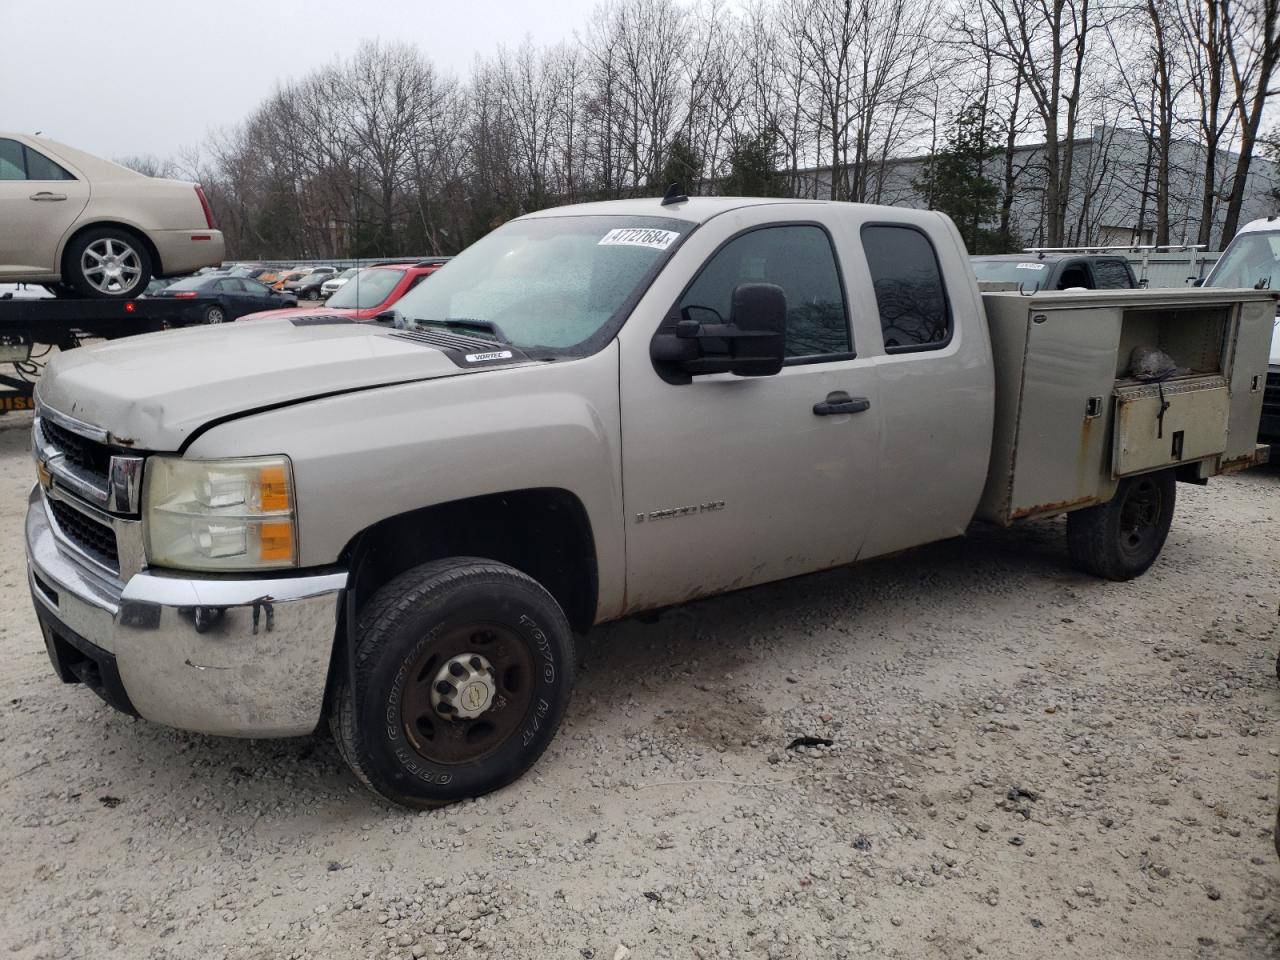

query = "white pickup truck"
[[25, 197, 1274, 807], [1201, 215, 1280, 446]]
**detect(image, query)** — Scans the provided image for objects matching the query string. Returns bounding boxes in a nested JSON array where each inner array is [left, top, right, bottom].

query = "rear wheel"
[[202, 303, 226, 324], [1067, 470, 1176, 581], [331, 558, 575, 807], [64, 227, 152, 299]]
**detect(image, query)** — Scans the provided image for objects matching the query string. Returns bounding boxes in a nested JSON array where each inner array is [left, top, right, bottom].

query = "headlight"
[[143, 456, 297, 571]]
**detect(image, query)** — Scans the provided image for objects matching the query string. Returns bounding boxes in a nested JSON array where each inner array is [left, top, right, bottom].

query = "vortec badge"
[[464, 350, 514, 363]]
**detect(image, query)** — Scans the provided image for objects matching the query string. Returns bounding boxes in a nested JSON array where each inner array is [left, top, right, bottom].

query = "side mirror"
[[374, 309, 400, 326], [651, 282, 787, 383], [1191, 277, 1205, 287]]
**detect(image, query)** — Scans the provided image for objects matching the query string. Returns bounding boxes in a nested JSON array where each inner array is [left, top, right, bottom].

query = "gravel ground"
[[0, 412, 1276, 960]]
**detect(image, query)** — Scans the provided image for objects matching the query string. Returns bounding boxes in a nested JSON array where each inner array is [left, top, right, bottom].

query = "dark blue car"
[[149, 275, 297, 324]]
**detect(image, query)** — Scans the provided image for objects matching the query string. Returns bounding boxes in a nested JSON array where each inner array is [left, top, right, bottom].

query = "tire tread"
[[329, 557, 574, 807], [1066, 471, 1176, 581]]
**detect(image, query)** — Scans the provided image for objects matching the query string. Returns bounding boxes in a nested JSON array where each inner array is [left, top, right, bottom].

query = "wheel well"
[[341, 488, 599, 634], [61, 222, 162, 278]]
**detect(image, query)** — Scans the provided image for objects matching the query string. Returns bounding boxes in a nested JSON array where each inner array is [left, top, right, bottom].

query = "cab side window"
[[0, 139, 75, 181], [678, 225, 852, 360], [861, 225, 951, 351]]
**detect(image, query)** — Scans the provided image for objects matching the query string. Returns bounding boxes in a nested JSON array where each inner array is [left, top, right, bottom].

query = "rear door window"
[[860, 225, 951, 351], [0, 139, 25, 180], [1092, 259, 1133, 289], [0, 139, 75, 181], [24, 147, 74, 181]]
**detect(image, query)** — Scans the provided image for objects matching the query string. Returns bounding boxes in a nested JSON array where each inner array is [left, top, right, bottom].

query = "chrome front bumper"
[[26, 485, 347, 737]]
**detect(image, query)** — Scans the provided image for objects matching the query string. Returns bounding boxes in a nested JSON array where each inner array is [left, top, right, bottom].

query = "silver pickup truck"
[[25, 197, 1274, 807]]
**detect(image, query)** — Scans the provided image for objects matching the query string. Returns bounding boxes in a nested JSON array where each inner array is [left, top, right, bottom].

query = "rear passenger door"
[[212, 278, 244, 312], [848, 219, 995, 560], [233, 278, 274, 310], [247, 278, 279, 309], [215, 278, 264, 316]]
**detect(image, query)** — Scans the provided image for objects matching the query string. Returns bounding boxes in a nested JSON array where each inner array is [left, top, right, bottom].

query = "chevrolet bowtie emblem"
[[35, 456, 52, 491]]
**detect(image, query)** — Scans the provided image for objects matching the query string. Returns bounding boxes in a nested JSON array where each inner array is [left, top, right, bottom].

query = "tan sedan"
[[0, 132, 225, 298]]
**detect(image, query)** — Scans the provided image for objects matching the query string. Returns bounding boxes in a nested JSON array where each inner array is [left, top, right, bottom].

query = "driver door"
[[618, 208, 882, 612]]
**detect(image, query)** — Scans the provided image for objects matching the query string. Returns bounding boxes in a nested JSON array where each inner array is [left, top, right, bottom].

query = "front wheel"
[[331, 558, 575, 807], [1066, 470, 1176, 581]]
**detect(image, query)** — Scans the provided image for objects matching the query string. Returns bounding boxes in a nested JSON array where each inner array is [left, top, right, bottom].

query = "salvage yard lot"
[[0, 416, 1276, 960]]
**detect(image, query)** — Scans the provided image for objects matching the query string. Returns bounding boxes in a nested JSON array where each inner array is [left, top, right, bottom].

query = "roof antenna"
[[661, 182, 688, 206]]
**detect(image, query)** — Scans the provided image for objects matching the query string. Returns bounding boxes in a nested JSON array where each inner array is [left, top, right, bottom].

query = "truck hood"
[[38, 318, 465, 450]]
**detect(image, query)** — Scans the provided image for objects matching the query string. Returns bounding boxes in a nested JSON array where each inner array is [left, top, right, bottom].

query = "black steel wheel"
[[1067, 470, 1176, 581], [331, 557, 574, 807], [1117, 475, 1165, 559], [399, 622, 536, 765]]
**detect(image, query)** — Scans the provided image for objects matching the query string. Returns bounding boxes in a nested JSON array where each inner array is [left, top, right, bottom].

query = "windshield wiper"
[[412, 317, 510, 343]]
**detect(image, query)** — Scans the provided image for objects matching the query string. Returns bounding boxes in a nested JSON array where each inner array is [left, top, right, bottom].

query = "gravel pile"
[[0, 418, 1275, 959]]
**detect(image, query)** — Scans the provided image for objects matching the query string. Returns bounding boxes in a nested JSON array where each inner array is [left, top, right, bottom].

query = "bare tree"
[[180, 0, 1277, 260], [1220, 0, 1280, 243], [113, 154, 181, 178], [979, 0, 1102, 246]]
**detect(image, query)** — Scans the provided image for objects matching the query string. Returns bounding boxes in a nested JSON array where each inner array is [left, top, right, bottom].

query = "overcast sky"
[[0, 0, 599, 161]]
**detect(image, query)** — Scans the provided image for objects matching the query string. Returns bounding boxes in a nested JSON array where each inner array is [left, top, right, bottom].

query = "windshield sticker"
[[1016, 262, 1046, 270], [598, 228, 680, 250], [464, 350, 514, 363]]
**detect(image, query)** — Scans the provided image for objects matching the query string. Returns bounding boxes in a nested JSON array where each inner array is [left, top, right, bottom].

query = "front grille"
[[48, 498, 119, 573], [40, 417, 112, 480]]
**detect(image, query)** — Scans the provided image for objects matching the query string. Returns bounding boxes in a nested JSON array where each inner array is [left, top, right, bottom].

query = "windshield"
[[971, 258, 1050, 288], [333, 268, 358, 280], [326, 268, 402, 308], [1207, 231, 1280, 289], [391, 215, 692, 354]]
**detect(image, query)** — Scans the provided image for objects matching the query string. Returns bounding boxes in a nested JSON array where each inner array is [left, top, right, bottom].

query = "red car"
[[238, 258, 449, 322]]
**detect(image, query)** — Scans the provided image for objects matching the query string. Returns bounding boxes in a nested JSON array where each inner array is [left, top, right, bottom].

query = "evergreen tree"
[[654, 137, 703, 196], [915, 106, 1011, 253], [721, 132, 785, 197]]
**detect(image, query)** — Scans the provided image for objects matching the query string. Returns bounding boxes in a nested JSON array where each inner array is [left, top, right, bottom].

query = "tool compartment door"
[[1004, 306, 1121, 520], [1112, 376, 1230, 476]]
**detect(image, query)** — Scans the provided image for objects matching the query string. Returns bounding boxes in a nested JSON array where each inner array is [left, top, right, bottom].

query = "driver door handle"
[[30, 191, 67, 201], [813, 391, 871, 416]]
